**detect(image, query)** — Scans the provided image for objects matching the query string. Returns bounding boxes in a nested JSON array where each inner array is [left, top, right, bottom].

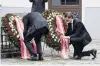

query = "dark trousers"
[[70, 37, 91, 58], [24, 27, 48, 57]]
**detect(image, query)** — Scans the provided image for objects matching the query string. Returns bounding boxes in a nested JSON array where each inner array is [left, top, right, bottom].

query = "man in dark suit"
[[29, 0, 48, 13], [64, 12, 97, 60], [22, 12, 49, 61]]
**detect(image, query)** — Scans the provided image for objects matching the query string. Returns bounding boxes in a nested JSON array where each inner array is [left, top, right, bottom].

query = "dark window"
[[52, 0, 79, 6], [61, 0, 79, 5], [61, 0, 65, 5]]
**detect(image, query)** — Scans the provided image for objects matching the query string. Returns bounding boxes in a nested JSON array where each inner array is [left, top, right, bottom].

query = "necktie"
[[67, 23, 72, 35]]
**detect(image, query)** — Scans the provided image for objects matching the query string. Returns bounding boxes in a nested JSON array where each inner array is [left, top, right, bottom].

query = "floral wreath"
[[1, 14, 21, 48], [42, 10, 67, 51]]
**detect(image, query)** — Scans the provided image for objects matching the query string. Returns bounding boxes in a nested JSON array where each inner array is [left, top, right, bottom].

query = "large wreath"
[[42, 10, 67, 51], [1, 14, 21, 48]]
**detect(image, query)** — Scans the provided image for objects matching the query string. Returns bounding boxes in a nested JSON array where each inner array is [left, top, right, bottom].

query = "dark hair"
[[64, 12, 73, 18], [22, 14, 28, 23]]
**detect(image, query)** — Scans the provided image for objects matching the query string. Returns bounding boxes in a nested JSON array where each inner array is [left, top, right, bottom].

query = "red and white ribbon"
[[14, 17, 37, 59], [56, 15, 70, 59]]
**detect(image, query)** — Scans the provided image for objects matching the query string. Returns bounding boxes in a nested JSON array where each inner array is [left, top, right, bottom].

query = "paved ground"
[[1, 40, 100, 65]]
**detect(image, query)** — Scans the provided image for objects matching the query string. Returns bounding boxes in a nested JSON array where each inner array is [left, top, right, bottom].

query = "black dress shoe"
[[91, 49, 97, 60], [38, 57, 44, 61], [73, 55, 81, 60], [27, 56, 38, 61], [38, 53, 44, 61]]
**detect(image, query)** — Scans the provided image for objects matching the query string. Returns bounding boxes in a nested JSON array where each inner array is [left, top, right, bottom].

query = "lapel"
[[72, 19, 76, 31]]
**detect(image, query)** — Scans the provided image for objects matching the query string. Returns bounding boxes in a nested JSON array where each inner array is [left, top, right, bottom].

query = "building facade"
[[48, 0, 100, 40], [1, 0, 100, 40]]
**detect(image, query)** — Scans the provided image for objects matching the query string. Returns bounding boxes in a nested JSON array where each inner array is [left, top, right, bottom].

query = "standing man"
[[29, 0, 48, 13], [23, 12, 49, 61], [64, 12, 97, 60]]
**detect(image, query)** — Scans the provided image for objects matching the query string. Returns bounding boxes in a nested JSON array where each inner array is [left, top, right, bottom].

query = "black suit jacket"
[[65, 19, 92, 45], [23, 12, 49, 36], [29, 0, 48, 13]]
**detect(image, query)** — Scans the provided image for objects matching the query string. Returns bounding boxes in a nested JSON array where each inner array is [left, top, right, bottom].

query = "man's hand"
[[63, 36, 70, 43]]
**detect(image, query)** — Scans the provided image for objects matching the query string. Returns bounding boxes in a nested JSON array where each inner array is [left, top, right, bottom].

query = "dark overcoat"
[[23, 12, 49, 36], [65, 19, 92, 46], [29, 0, 48, 13]]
